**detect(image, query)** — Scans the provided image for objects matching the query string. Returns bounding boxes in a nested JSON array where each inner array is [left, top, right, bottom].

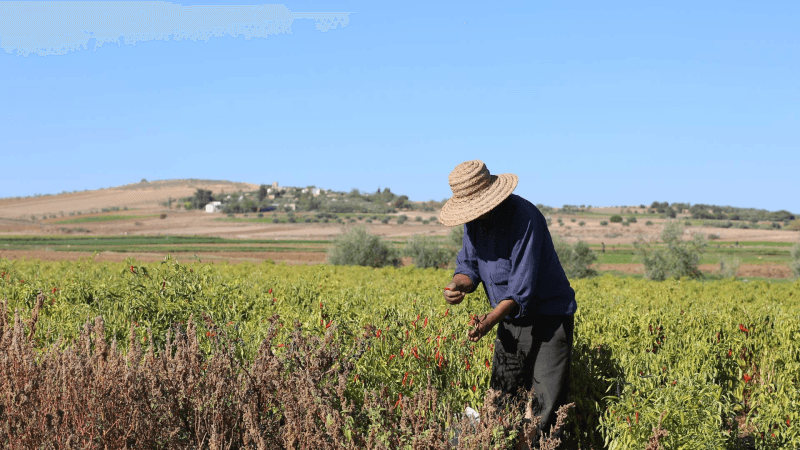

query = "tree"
[[327, 226, 400, 268], [791, 244, 800, 279], [258, 185, 268, 201], [192, 189, 213, 209], [634, 221, 707, 281], [552, 236, 597, 279], [403, 235, 457, 269]]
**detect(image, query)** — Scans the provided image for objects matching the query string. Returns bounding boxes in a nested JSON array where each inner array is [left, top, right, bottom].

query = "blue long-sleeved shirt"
[[454, 194, 577, 319]]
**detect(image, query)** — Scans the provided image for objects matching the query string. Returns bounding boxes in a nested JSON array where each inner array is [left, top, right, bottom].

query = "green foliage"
[[645, 220, 654, 226], [634, 221, 708, 281], [403, 235, 457, 269], [327, 226, 400, 268], [787, 219, 800, 231], [578, 221, 586, 227], [258, 184, 268, 201], [627, 216, 637, 223], [791, 243, 800, 279], [609, 215, 623, 223], [600, 221, 609, 226], [3, 259, 800, 449], [552, 236, 598, 279], [718, 256, 740, 278], [191, 189, 214, 210]]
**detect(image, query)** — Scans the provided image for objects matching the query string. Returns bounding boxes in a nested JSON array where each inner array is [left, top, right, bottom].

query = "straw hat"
[[438, 160, 518, 227]]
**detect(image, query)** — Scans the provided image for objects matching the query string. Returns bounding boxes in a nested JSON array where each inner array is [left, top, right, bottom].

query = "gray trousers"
[[490, 314, 574, 436]]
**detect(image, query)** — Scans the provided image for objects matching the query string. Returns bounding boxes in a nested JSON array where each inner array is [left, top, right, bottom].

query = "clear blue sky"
[[2, 1, 798, 212]]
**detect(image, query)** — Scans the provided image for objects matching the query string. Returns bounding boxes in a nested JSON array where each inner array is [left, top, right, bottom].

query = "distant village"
[[198, 182, 442, 215]]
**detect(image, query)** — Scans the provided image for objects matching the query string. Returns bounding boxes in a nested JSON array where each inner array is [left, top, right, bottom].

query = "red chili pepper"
[[739, 324, 749, 334], [485, 359, 490, 369], [376, 329, 382, 338], [743, 374, 752, 382], [395, 394, 402, 408], [268, 288, 272, 294], [412, 347, 419, 359], [388, 354, 395, 362], [443, 287, 451, 291], [277, 343, 285, 348], [635, 411, 639, 423], [325, 320, 333, 329], [400, 349, 404, 357], [402, 372, 409, 386], [472, 385, 476, 392], [423, 317, 428, 328]]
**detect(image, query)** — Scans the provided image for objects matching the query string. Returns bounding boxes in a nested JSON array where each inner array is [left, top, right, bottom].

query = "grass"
[[0, 236, 334, 255], [54, 215, 157, 224]]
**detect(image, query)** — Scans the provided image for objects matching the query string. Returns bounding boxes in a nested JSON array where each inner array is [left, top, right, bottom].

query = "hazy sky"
[[2, 1, 798, 212]]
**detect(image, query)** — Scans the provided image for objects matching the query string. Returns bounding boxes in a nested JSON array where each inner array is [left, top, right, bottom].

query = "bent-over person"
[[439, 160, 576, 442]]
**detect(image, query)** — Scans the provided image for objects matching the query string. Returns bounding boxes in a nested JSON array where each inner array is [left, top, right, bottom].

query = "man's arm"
[[467, 299, 518, 342]]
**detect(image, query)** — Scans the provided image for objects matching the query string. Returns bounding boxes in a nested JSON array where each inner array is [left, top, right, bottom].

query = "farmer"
[[439, 160, 576, 439]]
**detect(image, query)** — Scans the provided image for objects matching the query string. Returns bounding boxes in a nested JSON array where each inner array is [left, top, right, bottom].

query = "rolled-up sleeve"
[[505, 217, 542, 319], [455, 224, 481, 291]]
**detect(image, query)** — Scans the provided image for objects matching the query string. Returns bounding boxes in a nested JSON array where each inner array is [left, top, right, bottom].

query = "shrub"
[[327, 225, 400, 268], [600, 221, 608, 226], [627, 216, 637, 223], [634, 221, 707, 281], [415, 216, 423, 222], [422, 220, 429, 225], [684, 220, 692, 227], [365, 219, 372, 223], [272, 217, 280, 223], [579, 221, 586, 227], [403, 235, 457, 269], [707, 233, 720, 240], [791, 244, 800, 278], [159, 214, 167, 219], [257, 213, 264, 218], [552, 236, 597, 279], [645, 221, 653, 226], [620, 222, 630, 227], [609, 215, 623, 223], [570, 218, 576, 223], [448, 225, 464, 249], [227, 213, 234, 218], [718, 256, 740, 278], [381, 217, 390, 224]]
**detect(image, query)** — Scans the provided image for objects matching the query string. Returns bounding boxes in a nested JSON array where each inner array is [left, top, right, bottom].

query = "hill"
[[0, 179, 259, 220]]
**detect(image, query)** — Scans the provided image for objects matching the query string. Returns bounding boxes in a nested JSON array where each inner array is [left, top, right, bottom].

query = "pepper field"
[[1, 257, 798, 449]]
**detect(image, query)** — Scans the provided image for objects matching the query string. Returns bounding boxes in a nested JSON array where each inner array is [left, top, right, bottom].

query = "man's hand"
[[467, 313, 491, 342], [443, 282, 466, 305], [467, 299, 519, 342], [443, 274, 474, 305]]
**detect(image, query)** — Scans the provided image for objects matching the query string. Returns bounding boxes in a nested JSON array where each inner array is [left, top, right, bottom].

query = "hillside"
[[0, 179, 259, 220]]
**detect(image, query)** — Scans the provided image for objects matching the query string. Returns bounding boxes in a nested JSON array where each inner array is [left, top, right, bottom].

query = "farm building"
[[205, 201, 222, 213]]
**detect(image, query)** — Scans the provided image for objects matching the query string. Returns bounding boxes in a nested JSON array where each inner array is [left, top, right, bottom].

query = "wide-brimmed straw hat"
[[438, 160, 518, 227]]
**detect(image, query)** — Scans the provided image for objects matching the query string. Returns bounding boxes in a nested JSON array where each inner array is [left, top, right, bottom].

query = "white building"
[[205, 201, 222, 213]]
